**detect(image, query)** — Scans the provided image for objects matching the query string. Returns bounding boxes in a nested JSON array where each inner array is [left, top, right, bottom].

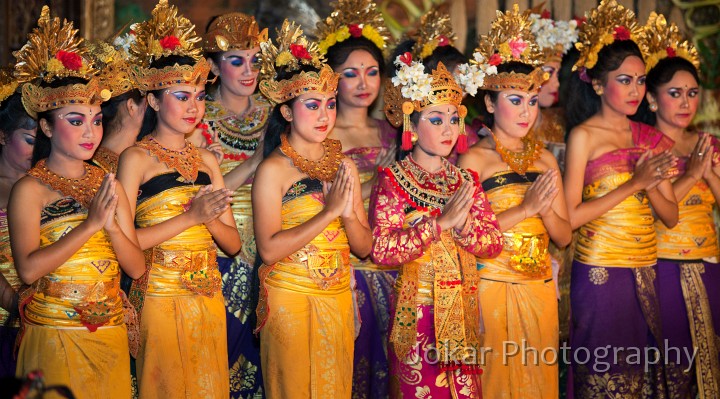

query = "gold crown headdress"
[[412, 6, 457, 60], [528, 11, 579, 63], [473, 5, 547, 92], [129, 0, 211, 92], [0, 67, 19, 105], [384, 54, 468, 151], [204, 13, 269, 52], [13, 6, 107, 118], [315, 0, 392, 56], [573, 0, 642, 71], [87, 40, 135, 98], [258, 20, 338, 104], [638, 12, 699, 73]]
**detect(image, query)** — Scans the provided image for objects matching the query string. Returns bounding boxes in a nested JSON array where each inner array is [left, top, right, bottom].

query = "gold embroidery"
[[680, 262, 720, 398], [136, 136, 202, 183], [588, 267, 609, 285], [27, 159, 104, 209], [91, 146, 120, 174], [279, 133, 343, 182]]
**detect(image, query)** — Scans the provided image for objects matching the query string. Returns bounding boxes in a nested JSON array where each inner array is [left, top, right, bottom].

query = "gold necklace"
[[279, 134, 343, 182], [27, 159, 104, 209], [491, 130, 544, 175], [137, 136, 202, 183]]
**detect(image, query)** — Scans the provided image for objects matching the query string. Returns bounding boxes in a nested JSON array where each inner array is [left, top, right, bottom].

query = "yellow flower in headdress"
[[315, 0, 392, 56]]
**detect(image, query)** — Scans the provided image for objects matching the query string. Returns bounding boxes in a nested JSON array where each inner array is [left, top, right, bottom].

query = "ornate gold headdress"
[[638, 12, 699, 72], [204, 13, 269, 52], [315, 0, 392, 56], [258, 20, 338, 104], [0, 67, 19, 105], [412, 6, 457, 60], [129, 0, 211, 92], [573, 0, 642, 71], [528, 11, 579, 63], [473, 5, 547, 92], [87, 41, 135, 98], [384, 54, 468, 151], [13, 6, 108, 118]]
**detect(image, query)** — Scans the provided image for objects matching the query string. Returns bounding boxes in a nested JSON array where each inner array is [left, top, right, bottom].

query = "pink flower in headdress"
[[666, 47, 676, 57], [488, 53, 502, 66], [160, 35, 181, 50], [290, 44, 312, 60], [398, 52, 412, 66], [613, 26, 631, 41], [508, 39, 528, 59], [348, 24, 363, 38], [55, 50, 83, 71], [437, 35, 450, 47]]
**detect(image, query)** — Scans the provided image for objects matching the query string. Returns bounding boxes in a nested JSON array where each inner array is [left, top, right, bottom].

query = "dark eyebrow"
[[63, 112, 86, 118], [170, 91, 192, 95]]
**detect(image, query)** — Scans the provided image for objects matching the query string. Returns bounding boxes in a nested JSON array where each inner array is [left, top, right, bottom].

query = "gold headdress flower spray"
[[473, 4, 547, 92], [13, 6, 108, 118], [257, 20, 339, 105], [315, 0, 392, 56], [573, 0, 642, 73], [129, 0, 211, 93], [0, 67, 19, 106], [637, 12, 699, 73], [412, 6, 457, 60]]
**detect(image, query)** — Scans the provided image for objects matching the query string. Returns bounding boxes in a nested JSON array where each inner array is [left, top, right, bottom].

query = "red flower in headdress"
[[290, 44, 312, 60], [488, 53, 502, 66], [613, 26, 631, 41], [398, 52, 412, 66], [666, 47, 676, 57], [541, 9, 552, 19], [437, 35, 450, 47], [348, 24, 363, 38], [573, 16, 587, 26], [160, 35, 181, 50], [55, 50, 83, 71]]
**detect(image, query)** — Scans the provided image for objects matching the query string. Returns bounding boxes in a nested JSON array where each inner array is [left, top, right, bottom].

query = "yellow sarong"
[[134, 182, 228, 399], [16, 200, 130, 399], [256, 178, 354, 399], [479, 170, 559, 399]]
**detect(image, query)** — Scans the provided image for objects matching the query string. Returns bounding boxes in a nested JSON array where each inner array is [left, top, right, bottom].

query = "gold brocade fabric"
[[0, 208, 21, 326], [656, 180, 719, 260], [258, 187, 351, 301], [25, 203, 123, 329], [575, 172, 657, 267], [255, 180, 354, 398], [135, 185, 220, 297], [531, 108, 565, 144], [481, 169, 552, 282]]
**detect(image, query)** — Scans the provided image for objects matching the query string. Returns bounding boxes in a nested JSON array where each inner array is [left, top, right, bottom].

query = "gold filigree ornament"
[[13, 6, 108, 118], [204, 13, 269, 52], [637, 12, 699, 73], [87, 40, 135, 98], [129, 0, 211, 93], [257, 20, 338, 105], [0, 67, 19, 105], [412, 5, 457, 60], [473, 4, 548, 92], [572, 0, 643, 72], [384, 54, 467, 151], [315, 0, 392, 56]]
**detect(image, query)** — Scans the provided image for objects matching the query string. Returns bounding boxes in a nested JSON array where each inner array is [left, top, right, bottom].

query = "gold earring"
[[594, 86, 604, 96]]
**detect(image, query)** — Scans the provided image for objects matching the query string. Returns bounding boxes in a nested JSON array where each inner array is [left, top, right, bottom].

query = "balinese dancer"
[[252, 20, 371, 399], [9, 6, 144, 397], [88, 33, 146, 174], [371, 52, 503, 398], [458, 6, 572, 398], [202, 13, 269, 398], [315, 1, 396, 396], [117, 1, 241, 397], [0, 67, 36, 378], [564, 1, 678, 396], [638, 13, 720, 397]]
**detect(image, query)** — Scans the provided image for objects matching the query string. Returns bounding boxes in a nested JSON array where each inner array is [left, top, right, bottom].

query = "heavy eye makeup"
[[300, 97, 337, 110], [61, 112, 103, 126], [23, 133, 36, 145], [170, 90, 207, 102]]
